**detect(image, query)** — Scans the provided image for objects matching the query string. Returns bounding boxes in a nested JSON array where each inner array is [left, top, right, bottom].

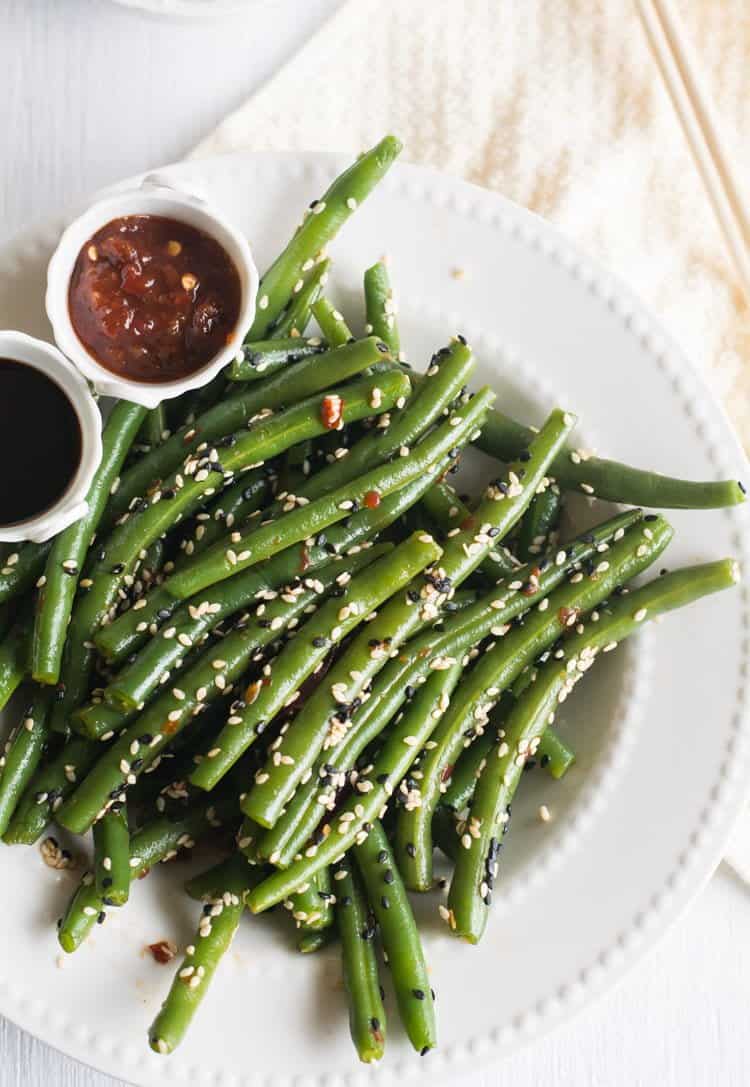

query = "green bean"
[[52, 371, 406, 736], [440, 710, 574, 815], [396, 514, 673, 890], [240, 547, 454, 827], [310, 297, 352, 347], [2, 736, 99, 845], [0, 601, 16, 643], [95, 458, 447, 669], [31, 401, 146, 686], [248, 135, 402, 339], [0, 541, 52, 605], [515, 486, 562, 562], [336, 864, 386, 1063], [256, 510, 641, 868], [354, 821, 436, 1054], [177, 372, 227, 428], [56, 548, 384, 835], [447, 556, 740, 943], [0, 607, 31, 712], [184, 855, 252, 901], [475, 409, 746, 508], [364, 261, 400, 356], [93, 807, 130, 905], [149, 855, 258, 1055], [58, 798, 239, 953], [101, 464, 445, 719], [192, 532, 443, 794], [432, 806, 460, 862], [233, 334, 474, 548], [243, 336, 476, 518], [286, 867, 334, 931], [101, 544, 376, 716], [228, 337, 326, 383], [0, 685, 53, 836], [73, 699, 137, 742], [98, 479, 441, 719], [166, 378, 489, 601], [174, 468, 271, 570], [138, 404, 167, 450], [57, 872, 105, 954], [297, 927, 337, 954], [418, 481, 519, 579], [248, 663, 462, 909], [242, 409, 573, 829], [268, 257, 330, 339], [106, 336, 389, 526], [130, 705, 237, 821], [236, 815, 264, 863]]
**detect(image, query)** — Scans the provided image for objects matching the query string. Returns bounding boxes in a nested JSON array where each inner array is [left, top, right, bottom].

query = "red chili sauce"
[[68, 215, 242, 383]]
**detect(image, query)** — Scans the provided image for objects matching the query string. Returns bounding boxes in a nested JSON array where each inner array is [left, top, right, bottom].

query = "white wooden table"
[[0, 2, 748, 1083]]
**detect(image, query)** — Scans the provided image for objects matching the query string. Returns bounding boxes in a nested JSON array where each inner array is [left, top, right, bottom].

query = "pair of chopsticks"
[[635, 0, 750, 298]]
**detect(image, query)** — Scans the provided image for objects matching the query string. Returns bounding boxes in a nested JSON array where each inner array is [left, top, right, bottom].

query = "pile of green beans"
[[0, 134, 743, 1068]]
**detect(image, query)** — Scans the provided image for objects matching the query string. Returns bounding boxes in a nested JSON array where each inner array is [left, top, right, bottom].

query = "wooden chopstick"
[[634, 0, 750, 297]]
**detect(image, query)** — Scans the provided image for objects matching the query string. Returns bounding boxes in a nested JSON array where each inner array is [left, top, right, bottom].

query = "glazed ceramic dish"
[[0, 151, 747, 1085]]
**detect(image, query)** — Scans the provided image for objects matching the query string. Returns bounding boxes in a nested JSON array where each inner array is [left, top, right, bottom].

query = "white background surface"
[[0, 2, 748, 1084]]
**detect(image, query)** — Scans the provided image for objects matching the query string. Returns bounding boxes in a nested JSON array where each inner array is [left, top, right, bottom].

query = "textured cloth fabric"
[[193, 0, 750, 445]]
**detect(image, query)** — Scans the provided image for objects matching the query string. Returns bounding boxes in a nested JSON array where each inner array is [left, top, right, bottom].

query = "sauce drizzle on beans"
[[68, 215, 242, 383]]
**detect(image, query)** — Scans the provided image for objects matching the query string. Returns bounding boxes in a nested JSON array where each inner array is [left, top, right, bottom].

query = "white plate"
[[0, 152, 748, 1087]]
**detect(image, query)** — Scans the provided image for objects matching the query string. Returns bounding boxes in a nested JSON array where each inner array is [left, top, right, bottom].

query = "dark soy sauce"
[[0, 358, 82, 526]]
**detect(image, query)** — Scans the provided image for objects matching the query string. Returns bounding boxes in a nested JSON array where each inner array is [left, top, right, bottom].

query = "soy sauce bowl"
[[45, 175, 259, 410], [0, 331, 103, 544]]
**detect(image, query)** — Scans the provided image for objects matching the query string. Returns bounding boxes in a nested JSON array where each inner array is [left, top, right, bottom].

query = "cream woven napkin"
[[193, 0, 750, 872]]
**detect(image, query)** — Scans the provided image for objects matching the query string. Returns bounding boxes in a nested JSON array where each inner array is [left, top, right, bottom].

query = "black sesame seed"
[[97, 911, 106, 924], [102, 877, 113, 888], [383, 869, 394, 884], [111, 563, 125, 574], [312, 636, 327, 648], [380, 895, 390, 909], [413, 988, 425, 1000], [377, 849, 388, 863], [370, 1016, 381, 1032], [405, 842, 416, 858]]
